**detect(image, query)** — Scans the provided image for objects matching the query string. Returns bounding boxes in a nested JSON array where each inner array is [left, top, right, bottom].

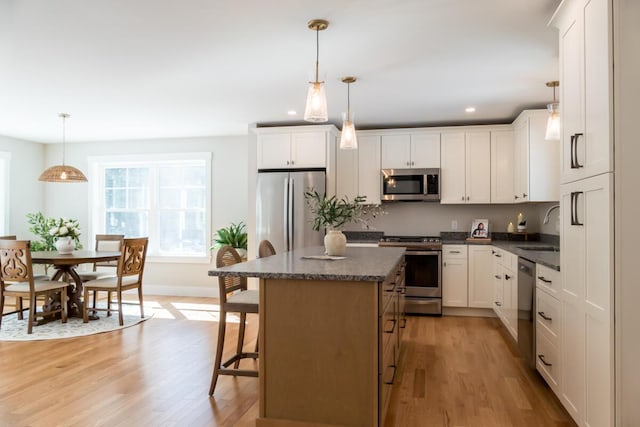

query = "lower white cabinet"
[[491, 247, 518, 341], [442, 245, 468, 307], [468, 245, 494, 308], [536, 263, 562, 395]]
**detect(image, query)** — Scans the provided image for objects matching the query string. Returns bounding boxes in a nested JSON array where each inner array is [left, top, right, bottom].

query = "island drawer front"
[[381, 278, 396, 314], [380, 340, 396, 421], [536, 289, 561, 344], [536, 264, 561, 296]]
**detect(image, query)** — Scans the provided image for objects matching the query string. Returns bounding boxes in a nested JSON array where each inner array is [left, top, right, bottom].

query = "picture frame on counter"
[[471, 219, 489, 238]]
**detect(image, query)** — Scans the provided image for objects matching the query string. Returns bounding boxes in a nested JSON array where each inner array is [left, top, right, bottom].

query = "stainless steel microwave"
[[381, 168, 440, 202]]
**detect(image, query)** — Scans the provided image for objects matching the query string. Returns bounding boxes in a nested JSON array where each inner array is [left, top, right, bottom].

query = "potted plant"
[[304, 190, 372, 256], [27, 212, 83, 254], [211, 222, 248, 258]]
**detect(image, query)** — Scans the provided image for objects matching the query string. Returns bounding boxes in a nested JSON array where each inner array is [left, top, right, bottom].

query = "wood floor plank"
[[1, 297, 575, 426]]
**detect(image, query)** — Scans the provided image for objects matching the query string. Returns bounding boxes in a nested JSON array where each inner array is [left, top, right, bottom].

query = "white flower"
[[49, 227, 59, 236], [65, 222, 74, 228], [58, 226, 69, 236]]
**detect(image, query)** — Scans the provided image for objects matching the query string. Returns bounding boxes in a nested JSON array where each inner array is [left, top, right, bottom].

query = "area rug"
[[0, 303, 153, 341]]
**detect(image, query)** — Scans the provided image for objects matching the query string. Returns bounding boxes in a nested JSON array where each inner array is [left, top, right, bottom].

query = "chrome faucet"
[[543, 204, 560, 224]]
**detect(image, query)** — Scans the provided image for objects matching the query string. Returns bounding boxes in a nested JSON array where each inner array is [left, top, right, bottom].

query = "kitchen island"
[[209, 245, 406, 427]]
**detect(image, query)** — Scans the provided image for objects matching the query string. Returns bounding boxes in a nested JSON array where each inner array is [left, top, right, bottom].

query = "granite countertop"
[[442, 239, 560, 271], [208, 246, 405, 282]]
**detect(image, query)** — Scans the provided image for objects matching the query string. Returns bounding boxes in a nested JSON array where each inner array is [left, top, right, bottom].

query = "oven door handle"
[[405, 250, 441, 256]]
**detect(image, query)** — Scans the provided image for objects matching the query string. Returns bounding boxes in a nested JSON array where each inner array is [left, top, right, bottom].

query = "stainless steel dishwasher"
[[517, 257, 536, 368]]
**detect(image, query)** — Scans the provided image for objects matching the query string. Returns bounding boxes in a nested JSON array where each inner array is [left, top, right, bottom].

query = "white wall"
[[0, 135, 45, 237], [344, 202, 557, 236], [42, 135, 248, 297]]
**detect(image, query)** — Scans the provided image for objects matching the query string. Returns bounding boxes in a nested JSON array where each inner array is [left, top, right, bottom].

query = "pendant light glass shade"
[[340, 76, 358, 149], [304, 82, 328, 123], [544, 81, 560, 141], [39, 113, 88, 183], [304, 19, 329, 123]]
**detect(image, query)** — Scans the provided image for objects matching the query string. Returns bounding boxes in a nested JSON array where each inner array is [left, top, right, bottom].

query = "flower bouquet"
[[27, 212, 83, 252]]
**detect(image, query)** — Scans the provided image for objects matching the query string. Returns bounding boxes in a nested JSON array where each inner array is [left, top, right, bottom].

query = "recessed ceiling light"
[[465, 107, 476, 113], [287, 110, 297, 116]]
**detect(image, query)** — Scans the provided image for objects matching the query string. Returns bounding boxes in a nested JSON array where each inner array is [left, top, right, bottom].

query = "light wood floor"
[[0, 296, 575, 427]]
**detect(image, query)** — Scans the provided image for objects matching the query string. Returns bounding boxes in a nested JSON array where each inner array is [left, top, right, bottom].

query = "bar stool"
[[209, 245, 259, 396]]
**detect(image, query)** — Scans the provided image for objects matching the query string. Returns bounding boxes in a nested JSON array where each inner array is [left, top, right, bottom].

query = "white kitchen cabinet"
[[380, 133, 440, 169], [554, 0, 612, 184], [468, 245, 493, 308], [257, 130, 327, 169], [536, 263, 563, 395], [358, 135, 382, 205], [490, 130, 515, 204], [559, 172, 613, 427], [441, 131, 491, 204], [512, 110, 560, 202], [491, 247, 517, 341], [442, 245, 468, 308], [336, 134, 381, 204]]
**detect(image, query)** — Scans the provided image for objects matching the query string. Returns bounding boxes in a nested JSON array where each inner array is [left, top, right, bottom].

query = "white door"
[[381, 135, 411, 168], [258, 133, 291, 169], [490, 130, 515, 204], [358, 135, 382, 205], [440, 132, 466, 204], [468, 245, 493, 308], [465, 131, 491, 203], [290, 132, 326, 168], [411, 133, 440, 168]]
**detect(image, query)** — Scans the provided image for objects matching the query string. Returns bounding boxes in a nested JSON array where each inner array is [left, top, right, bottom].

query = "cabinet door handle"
[[491, 250, 496, 255], [494, 274, 502, 279], [537, 311, 553, 321], [449, 250, 461, 254], [570, 191, 584, 226], [286, 160, 290, 165], [570, 134, 577, 169], [443, 261, 447, 267], [514, 195, 519, 200], [537, 276, 552, 284], [494, 301, 502, 307], [399, 318, 407, 329], [573, 133, 583, 168], [411, 161, 415, 166], [466, 196, 470, 201], [384, 365, 397, 385], [523, 193, 527, 198], [461, 196, 465, 201], [505, 274, 511, 280], [538, 354, 553, 367], [384, 319, 397, 334], [494, 253, 502, 258]]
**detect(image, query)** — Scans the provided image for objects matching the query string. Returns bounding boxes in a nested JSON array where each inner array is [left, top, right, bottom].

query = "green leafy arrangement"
[[304, 189, 385, 231], [26, 212, 83, 251], [211, 222, 248, 250]]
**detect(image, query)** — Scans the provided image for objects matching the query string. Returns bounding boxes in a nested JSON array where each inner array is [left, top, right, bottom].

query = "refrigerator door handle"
[[288, 177, 295, 251], [283, 178, 289, 251]]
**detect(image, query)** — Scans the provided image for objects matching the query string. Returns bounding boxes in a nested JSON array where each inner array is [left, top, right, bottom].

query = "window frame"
[[88, 153, 212, 264], [0, 152, 10, 235]]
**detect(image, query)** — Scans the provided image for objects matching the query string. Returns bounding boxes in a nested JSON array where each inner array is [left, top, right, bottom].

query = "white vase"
[[235, 248, 248, 259], [324, 229, 347, 256], [54, 236, 75, 254]]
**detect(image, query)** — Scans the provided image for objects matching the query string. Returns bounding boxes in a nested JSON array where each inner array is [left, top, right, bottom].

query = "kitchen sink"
[[516, 245, 559, 252]]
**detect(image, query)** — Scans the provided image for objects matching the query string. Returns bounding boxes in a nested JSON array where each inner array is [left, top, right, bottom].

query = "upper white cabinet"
[[554, 0, 612, 184], [441, 131, 491, 204], [512, 110, 560, 202], [336, 134, 381, 205], [490, 130, 515, 204], [257, 130, 328, 169], [381, 133, 440, 169]]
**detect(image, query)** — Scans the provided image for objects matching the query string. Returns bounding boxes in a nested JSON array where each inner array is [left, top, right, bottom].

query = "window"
[[0, 152, 10, 235], [89, 153, 211, 260]]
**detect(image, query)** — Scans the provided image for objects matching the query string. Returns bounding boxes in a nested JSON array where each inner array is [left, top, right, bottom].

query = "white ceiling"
[[0, 0, 560, 143]]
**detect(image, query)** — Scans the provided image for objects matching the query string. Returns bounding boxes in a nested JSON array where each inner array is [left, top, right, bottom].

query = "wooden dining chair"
[[82, 237, 148, 326], [209, 245, 258, 396], [0, 240, 68, 334], [258, 239, 276, 258], [78, 234, 124, 312]]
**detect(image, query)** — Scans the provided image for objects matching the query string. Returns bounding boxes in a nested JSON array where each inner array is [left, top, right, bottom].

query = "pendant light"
[[38, 113, 88, 183], [340, 76, 358, 150], [303, 19, 329, 123], [545, 81, 560, 141]]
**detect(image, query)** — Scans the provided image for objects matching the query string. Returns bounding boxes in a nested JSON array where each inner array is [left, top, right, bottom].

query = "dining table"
[[31, 250, 121, 319]]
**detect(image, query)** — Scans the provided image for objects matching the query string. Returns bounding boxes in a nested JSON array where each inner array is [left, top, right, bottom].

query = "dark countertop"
[[208, 246, 406, 282], [442, 239, 560, 271]]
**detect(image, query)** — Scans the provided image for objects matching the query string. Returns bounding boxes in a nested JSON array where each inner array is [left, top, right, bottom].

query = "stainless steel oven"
[[379, 236, 442, 315]]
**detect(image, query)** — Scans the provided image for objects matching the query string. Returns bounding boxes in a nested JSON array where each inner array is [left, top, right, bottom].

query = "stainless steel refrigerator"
[[256, 169, 325, 254]]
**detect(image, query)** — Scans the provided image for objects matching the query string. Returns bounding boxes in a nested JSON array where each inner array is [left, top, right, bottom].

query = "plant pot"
[[235, 248, 248, 259], [54, 236, 75, 254], [324, 229, 346, 256]]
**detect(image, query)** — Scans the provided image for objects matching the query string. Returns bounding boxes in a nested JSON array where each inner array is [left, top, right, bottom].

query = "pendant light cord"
[[61, 114, 67, 166], [346, 82, 351, 120], [314, 27, 320, 83]]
